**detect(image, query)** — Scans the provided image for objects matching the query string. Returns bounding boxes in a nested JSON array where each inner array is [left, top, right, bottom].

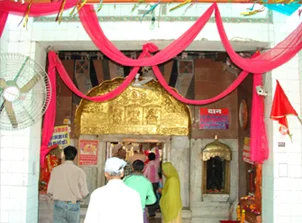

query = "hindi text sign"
[[199, 108, 229, 129], [48, 125, 70, 148], [79, 140, 99, 166]]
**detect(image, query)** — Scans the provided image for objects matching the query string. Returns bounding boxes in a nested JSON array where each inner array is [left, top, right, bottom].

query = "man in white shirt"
[[84, 157, 143, 223]]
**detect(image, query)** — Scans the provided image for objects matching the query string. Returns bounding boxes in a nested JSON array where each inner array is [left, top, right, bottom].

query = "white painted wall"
[[262, 11, 302, 223], [0, 16, 47, 223]]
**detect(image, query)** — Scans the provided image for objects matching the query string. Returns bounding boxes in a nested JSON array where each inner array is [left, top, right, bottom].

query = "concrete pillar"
[[0, 15, 46, 223], [170, 136, 190, 208], [262, 11, 302, 223]]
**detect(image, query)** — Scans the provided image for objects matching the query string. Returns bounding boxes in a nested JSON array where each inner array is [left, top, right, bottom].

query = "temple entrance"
[[72, 77, 191, 221]]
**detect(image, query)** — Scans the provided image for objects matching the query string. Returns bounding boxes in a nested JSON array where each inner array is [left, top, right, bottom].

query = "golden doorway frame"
[[75, 77, 191, 136]]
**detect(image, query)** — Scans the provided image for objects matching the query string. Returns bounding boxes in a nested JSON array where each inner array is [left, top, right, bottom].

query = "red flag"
[[270, 80, 299, 137]]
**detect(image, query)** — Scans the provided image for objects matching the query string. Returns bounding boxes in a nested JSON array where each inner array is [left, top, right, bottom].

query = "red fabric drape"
[[0, 12, 8, 38], [40, 55, 57, 168], [214, 9, 302, 73], [1, 0, 300, 164], [48, 47, 250, 105], [79, 4, 302, 73], [48, 49, 269, 163], [1, 0, 301, 73], [250, 74, 268, 163], [47, 44, 157, 103], [78, 4, 215, 68]]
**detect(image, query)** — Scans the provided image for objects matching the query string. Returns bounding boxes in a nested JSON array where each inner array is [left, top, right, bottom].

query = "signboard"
[[199, 108, 229, 129], [48, 125, 70, 148], [242, 137, 254, 165], [79, 140, 99, 166]]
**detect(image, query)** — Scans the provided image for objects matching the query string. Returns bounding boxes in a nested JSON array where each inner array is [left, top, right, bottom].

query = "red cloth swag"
[[0, 12, 8, 37], [270, 80, 299, 137], [250, 73, 268, 163], [40, 54, 57, 168], [1, 0, 300, 165]]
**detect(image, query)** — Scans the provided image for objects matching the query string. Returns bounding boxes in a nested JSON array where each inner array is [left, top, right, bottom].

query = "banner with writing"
[[48, 125, 70, 148], [243, 137, 254, 165], [199, 108, 229, 129], [79, 140, 99, 166]]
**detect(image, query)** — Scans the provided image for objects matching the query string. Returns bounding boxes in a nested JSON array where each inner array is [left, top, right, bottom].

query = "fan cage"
[[0, 53, 52, 130]]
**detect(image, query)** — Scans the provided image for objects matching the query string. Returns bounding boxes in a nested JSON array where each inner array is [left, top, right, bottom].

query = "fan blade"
[[138, 77, 153, 85], [0, 78, 7, 89], [4, 101, 18, 128], [20, 74, 41, 93]]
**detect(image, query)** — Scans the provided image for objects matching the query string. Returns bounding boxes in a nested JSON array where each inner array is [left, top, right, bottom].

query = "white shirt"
[[84, 179, 143, 223]]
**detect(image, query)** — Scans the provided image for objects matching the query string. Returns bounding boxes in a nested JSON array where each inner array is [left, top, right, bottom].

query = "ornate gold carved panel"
[[75, 78, 191, 136]]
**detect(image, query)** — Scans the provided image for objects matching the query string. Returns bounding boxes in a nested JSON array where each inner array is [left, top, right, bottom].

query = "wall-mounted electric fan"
[[0, 53, 51, 130]]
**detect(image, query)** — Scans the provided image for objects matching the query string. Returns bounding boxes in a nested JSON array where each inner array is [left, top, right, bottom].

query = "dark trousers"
[[147, 182, 159, 216]]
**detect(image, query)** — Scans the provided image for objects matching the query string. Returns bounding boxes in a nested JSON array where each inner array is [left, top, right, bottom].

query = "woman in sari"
[[160, 162, 182, 223]]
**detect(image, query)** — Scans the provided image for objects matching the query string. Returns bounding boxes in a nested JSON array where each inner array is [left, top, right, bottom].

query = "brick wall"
[[192, 59, 238, 139]]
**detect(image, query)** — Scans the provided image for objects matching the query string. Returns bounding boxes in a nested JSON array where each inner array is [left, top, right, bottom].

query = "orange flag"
[[270, 80, 299, 137]]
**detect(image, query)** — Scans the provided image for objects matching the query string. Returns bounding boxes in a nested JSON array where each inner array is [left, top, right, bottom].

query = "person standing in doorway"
[[144, 146, 160, 218], [84, 157, 143, 223], [129, 144, 147, 164], [114, 147, 132, 178], [124, 160, 157, 223], [47, 146, 89, 223]]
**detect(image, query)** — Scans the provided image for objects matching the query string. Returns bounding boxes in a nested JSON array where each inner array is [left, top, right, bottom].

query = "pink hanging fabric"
[[79, 4, 302, 73], [0, 0, 300, 73], [79, 4, 215, 67], [214, 7, 302, 73], [48, 48, 269, 163], [250, 74, 268, 163], [49, 48, 251, 105], [149, 52, 260, 105], [1, 0, 298, 164], [40, 54, 57, 167], [47, 44, 157, 104], [0, 12, 8, 38]]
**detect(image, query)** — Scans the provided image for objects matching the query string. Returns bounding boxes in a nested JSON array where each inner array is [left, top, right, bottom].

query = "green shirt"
[[123, 174, 156, 210]]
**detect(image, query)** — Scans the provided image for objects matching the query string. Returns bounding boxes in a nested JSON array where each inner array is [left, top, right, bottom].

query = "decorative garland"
[[0, 0, 301, 166]]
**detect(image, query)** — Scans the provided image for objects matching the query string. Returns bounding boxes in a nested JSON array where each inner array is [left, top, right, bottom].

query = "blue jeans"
[[53, 200, 80, 223]]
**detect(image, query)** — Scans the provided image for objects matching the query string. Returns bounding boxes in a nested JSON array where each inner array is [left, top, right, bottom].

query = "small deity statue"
[[39, 144, 63, 193], [206, 156, 224, 192], [146, 109, 158, 124], [112, 108, 122, 123], [128, 110, 140, 124]]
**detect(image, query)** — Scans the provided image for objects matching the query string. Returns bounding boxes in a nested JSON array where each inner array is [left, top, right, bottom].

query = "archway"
[[75, 77, 191, 136]]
